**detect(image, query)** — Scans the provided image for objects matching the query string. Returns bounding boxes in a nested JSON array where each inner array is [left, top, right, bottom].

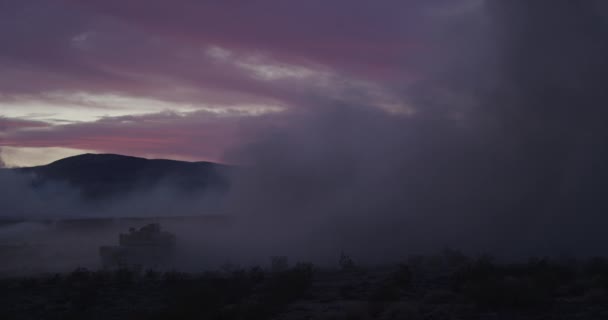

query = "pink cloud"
[[0, 117, 51, 132], [1, 111, 280, 163], [0, 0, 436, 102], [0, 0, 473, 163]]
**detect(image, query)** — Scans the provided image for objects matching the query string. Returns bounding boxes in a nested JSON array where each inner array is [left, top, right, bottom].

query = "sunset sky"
[[2, 0, 608, 262], [0, 0, 484, 167]]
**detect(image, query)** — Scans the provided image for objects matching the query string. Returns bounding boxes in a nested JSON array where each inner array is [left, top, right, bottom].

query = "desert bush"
[[248, 266, 265, 283], [264, 263, 314, 303], [340, 283, 361, 300], [144, 269, 160, 281], [271, 256, 289, 272], [392, 264, 413, 289], [441, 248, 472, 270], [585, 257, 608, 277], [369, 281, 401, 302], [524, 258, 575, 293], [161, 270, 190, 284], [463, 275, 548, 309], [340, 252, 357, 272], [113, 267, 136, 288], [451, 257, 577, 310], [66, 267, 91, 285]]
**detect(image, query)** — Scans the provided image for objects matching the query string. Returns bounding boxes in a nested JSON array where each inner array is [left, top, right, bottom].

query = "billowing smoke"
[[0, 167, 231, 274], [0, 169, 227, 218], [0, 170, 80, 216], [217, 0, 608, 261]]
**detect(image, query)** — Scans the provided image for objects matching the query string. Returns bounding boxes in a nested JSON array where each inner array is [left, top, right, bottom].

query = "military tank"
[[99, 223, 176, 269]]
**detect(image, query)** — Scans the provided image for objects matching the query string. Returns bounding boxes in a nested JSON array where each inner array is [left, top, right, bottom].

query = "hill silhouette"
[[15, 154, 232, 201]]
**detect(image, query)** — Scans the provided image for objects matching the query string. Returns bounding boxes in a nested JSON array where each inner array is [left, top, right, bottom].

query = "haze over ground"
[[1, 1, 608, 266]]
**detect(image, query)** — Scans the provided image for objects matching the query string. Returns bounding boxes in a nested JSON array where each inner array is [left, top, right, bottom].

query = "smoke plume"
[[218, 0, 608, 261]]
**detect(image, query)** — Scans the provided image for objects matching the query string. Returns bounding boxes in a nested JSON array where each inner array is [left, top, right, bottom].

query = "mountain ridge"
[[13, 153, 232, 201]]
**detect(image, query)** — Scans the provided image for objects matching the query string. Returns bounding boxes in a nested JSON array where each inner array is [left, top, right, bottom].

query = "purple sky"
[[0, 0, 482, 166]]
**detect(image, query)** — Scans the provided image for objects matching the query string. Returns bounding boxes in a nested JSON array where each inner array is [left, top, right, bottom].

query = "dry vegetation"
[[3, 252, 608, 319]]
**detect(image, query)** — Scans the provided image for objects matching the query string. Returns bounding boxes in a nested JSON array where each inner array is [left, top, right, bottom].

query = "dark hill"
[[16, 154, 232, 201]]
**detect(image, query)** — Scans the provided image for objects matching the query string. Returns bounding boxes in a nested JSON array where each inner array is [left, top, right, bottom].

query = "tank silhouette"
[[99, 223, 176, 269]]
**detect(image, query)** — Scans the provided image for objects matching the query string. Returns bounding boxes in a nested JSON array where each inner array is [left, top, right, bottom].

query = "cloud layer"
[[0, 0, 478, 165]]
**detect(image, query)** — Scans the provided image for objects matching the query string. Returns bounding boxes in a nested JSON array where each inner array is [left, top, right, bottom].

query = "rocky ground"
[[2, 253, 608, 319]]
